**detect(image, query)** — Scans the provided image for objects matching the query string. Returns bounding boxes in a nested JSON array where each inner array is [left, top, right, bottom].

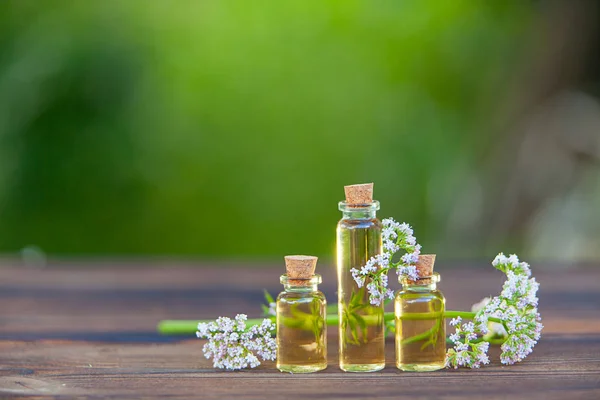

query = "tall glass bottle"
[[336, 183, 385, 372], [395, 255, 446, 372], [276, 255, 327, 373]]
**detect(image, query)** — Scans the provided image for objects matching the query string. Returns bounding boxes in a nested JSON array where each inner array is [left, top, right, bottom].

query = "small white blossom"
[[267, 302, 276, 317], [384, 241, 400, 252], [351, 267, 366, 287], [353, 219, 422, 306], [397, 222, 413, 236], [446, 318, 490, 369], [197, 314, 276, 370], [396, 265, 418, 281], [448, 253, 542, 369], [472, 297, 505, 337], [401, 252, 419, 265], [382, 227, 397, 240]]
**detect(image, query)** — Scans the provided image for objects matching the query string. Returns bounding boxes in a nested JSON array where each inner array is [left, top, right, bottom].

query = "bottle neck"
[[280, 274, 321, 293], [338, 201, 380, 219], [400, 273, 440, 292], [401, 281, 438, 292]]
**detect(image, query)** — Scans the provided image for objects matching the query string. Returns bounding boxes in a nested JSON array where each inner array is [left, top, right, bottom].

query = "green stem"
[[157, 310, 499, 335], [443, 310, 504, 325], [157, 317, 275, 335], [401, 325, 437, 345], [445, 337, 505, 345]]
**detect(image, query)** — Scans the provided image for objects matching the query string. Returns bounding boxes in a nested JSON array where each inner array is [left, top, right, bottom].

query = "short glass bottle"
[[395, 273, 446, 372], [336, 201, 385, 372], [276, 274, 327, 373]]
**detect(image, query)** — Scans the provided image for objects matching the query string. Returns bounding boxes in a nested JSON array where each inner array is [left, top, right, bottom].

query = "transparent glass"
[[336, 201, 385, 372], [276, 274, 327, 373], [395, 273, 446, 372]]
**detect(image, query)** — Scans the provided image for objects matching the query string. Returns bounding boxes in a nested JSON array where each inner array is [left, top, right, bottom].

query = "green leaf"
[[261, 304, 270, 316], [263, 290, 274, 304], [348, 316, 360, 345], [354, 313, 367, 331]]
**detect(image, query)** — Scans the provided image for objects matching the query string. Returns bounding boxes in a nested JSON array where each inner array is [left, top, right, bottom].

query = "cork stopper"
[[414, 254, 436, 282], [344, 183, 373, 205], [284, 255, 318, 286]]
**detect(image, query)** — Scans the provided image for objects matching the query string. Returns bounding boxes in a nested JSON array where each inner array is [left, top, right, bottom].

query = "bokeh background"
[[0, 0, 598, 263]]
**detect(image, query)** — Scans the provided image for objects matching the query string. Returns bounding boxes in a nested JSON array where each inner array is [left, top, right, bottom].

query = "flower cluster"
[[446, 317, 490, 368], [471, 297, 507, 338], [350, 218, 421, 306], [481, 253, 543, 364], [446, 253, 543, 368], [196, 314, 277, 370], [261, 290, 277, 317]]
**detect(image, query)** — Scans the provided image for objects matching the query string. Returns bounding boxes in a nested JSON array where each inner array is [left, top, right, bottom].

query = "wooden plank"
[[1, 263, 599, 398], [1, 264, 598, 336], [0, 336, 599, 399]]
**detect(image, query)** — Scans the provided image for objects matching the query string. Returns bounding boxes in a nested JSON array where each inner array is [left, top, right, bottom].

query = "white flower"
[[398, 222, 413, 236], [507, 254, 519, 268], [449, 252, 542, 368], [357, 218, 422, 306], [396, 265, 418, 281], [267, 302, 276, 317], [471, 297, 507, 337], [351, 268, 366, 288], [401, 252, 419, 265], [382, 227, 397, 240], [447, 253, 542, 368], [492, 253, 509, 267], [446, 317, 490, 369], [197, 314, 276, 370], [384, 241, 400, 252]]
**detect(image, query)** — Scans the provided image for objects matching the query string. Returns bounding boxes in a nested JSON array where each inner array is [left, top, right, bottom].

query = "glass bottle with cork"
[[395, 254, 446, 371], [336, 183, 385, 372], [276, 255, 327, 373]]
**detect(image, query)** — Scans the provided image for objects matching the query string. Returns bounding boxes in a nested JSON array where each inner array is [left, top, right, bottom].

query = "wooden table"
[[1, 261, 599, 399]]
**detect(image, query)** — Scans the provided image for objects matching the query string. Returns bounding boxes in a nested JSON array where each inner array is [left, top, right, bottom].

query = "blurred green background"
[[0, 1, 598, 262]]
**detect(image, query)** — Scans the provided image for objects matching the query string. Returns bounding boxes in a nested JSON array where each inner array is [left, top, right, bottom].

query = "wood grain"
[[1, 261, 599, 399]]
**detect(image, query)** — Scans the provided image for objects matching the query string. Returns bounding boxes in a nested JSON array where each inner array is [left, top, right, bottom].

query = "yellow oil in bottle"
[[395, 273, 446, 372], [337, 209, 385, 372], [276, 275, 327, 373]]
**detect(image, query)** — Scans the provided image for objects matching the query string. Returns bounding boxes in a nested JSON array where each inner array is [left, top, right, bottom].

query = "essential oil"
[[276, 256, 327, 373], [336, 183, 385, 372], [395, 255, 446, 372]]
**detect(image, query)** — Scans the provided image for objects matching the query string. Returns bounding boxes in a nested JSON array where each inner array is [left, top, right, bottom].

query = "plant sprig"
[[158, 253, 543, 370], [446, 253, 542, 368], [351, 218, 421, 306]]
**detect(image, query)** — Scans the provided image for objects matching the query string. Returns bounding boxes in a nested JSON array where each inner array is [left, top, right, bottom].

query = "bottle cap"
[[415, 254, 436, 278], [344, 183, 373, 205], [284, 255, 318, 286]]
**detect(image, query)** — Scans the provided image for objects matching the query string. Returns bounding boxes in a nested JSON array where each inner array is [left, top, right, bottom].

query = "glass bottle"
[[395, 272, 446, 372], [336, 185, 384, 372], [276, 268, 327, 373]]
